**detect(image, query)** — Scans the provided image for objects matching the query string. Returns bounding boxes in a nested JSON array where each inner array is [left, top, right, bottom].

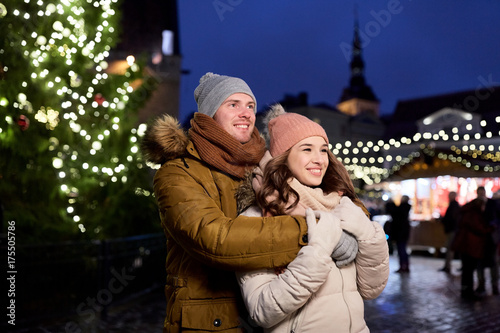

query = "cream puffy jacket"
[[237, 204, 389, 332]]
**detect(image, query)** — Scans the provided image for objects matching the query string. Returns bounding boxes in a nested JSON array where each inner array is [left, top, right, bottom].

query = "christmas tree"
[[0, 0, 161, 243]]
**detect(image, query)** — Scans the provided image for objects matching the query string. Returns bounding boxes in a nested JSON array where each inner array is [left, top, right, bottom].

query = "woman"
[[236, 105, 390, 332]]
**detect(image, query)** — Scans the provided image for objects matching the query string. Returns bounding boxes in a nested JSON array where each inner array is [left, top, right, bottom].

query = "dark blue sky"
[[176, 0, 500, 123]]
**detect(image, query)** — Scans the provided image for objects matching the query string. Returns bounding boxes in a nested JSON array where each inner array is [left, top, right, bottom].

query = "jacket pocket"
[[180, 298, 241, 331]]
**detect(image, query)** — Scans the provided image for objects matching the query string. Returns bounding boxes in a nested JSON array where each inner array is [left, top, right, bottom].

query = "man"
[[141, 73, 357, 332], [439, 191, 460, 273], [477, 188, 499, 295], [484, 190, 500, 295], [452, 186, 494, 300]]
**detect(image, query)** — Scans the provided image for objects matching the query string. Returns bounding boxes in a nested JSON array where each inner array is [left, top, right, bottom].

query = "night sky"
[[176, 0, 500, 123]]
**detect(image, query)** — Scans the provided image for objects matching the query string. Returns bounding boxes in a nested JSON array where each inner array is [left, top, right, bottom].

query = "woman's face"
[[286, 136, 329, 187]]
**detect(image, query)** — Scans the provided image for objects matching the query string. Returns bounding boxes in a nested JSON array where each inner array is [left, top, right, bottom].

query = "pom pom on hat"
[[266, 104, 329, 157], [194, 72, 257, 117]]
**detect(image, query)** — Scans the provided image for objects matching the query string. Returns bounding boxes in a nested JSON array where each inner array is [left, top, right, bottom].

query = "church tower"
[[337, 14, 380, 117]]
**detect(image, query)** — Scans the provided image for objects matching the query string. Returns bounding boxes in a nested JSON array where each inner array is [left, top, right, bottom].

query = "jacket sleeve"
[[153, 160, 308, 271], [236, 245, 333, 328], [355, 222, 390, 300]]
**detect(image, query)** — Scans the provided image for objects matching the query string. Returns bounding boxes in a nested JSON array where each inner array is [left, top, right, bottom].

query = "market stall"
[[367, 147, 500, 253]]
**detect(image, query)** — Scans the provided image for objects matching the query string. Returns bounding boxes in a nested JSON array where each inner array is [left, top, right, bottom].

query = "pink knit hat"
[[268, 111, 329, 157]]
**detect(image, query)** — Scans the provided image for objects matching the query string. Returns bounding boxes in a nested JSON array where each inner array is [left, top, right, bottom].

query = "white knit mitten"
[[305, 208, 341, 256], [332, 197, 374, 240]]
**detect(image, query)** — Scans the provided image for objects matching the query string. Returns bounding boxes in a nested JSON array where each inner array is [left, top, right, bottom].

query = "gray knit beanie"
[[194, 72, 257, 118]]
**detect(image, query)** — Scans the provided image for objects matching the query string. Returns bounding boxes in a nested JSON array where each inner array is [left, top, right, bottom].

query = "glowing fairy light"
[[52, 157, 63, 169]]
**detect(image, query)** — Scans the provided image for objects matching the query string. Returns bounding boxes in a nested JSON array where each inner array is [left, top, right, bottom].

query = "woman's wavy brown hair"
[[256, 149, 369, 217]]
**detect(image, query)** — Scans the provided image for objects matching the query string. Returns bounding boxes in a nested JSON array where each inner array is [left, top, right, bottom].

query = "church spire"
[[350, 9, 366, 88], [337, 8, 380, 116]]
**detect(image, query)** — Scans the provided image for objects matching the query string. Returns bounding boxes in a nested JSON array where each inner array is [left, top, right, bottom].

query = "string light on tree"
[[0, 0, 159, 242]]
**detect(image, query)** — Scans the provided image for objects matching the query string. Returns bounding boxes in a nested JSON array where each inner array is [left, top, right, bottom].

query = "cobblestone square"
[[11, 254, 500, 332]]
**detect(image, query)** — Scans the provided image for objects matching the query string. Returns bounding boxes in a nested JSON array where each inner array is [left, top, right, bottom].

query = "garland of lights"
[[332, 117, 500, 185]]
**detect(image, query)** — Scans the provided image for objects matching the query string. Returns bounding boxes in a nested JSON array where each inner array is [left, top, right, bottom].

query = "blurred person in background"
[[384, 199, 396, 255], [390, 195, 412, 273], [439, 191, 461, 273], [476, 189, 499, 295], [452, 187, 494, 300]]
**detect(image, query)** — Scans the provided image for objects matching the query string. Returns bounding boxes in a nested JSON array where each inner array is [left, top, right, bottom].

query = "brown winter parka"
[[141, 115, 308, 332]]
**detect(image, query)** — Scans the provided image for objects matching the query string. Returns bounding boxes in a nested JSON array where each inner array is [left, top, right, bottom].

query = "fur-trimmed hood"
[[235, 171, 257, 214], [140, 114, 190, 165]]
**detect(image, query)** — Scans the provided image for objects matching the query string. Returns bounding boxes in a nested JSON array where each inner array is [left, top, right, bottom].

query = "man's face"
[[213, 93, 256, 143]]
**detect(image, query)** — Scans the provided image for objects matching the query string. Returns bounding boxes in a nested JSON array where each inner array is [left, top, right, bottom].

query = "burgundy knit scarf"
[[189, 113, 265, 179]]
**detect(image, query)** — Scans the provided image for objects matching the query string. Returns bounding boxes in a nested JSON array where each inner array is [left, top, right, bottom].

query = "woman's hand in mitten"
[[331, 231, 358, 267], [332, 197, 374, 240], [305, 208, 342, 256]]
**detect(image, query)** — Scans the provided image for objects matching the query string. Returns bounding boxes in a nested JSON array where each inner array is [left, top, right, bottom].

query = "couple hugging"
[[141, 72, 389, 332]]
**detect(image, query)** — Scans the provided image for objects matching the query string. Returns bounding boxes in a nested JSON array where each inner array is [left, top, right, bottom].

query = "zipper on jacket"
[[289, 299, 308, 333], [289, 308, 301, 333], [339, 269, 353, 332]]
